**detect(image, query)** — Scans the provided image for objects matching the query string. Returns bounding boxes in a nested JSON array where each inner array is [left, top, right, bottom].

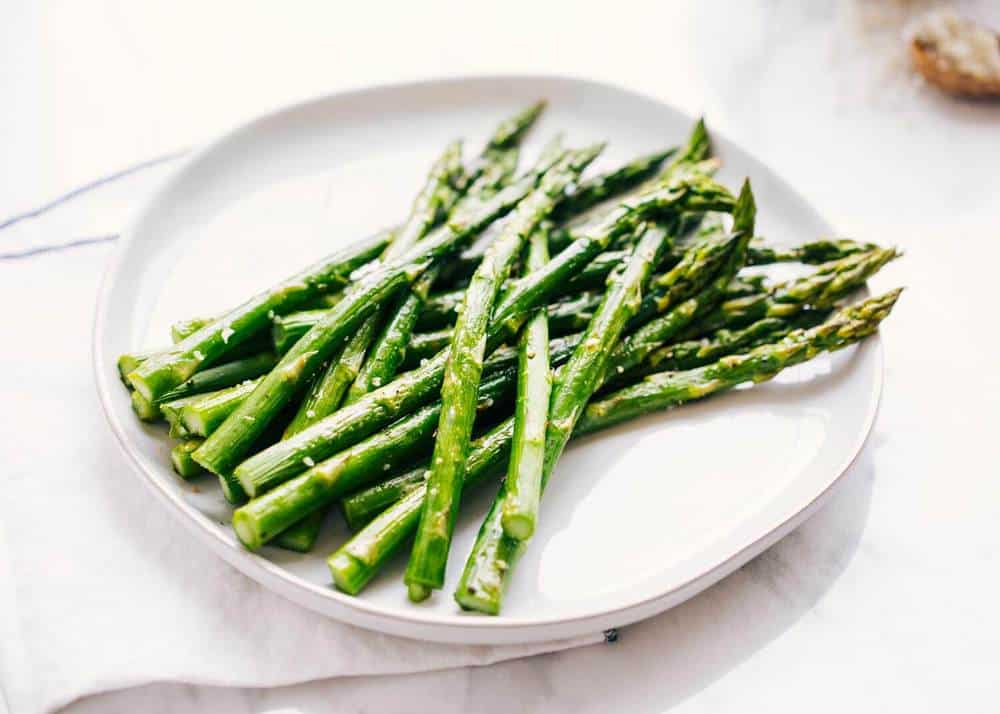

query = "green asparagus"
[[499, 230, 553, 541]]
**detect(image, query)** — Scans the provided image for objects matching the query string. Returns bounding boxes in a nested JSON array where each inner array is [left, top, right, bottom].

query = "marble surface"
[[2, 1, 999, 712]]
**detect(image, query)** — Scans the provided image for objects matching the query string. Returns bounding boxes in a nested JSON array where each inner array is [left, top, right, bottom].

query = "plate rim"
[[93, 73, 884, 644]]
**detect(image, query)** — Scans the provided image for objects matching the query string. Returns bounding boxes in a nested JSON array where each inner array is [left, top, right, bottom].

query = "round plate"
[[94, 75, 882, 644]]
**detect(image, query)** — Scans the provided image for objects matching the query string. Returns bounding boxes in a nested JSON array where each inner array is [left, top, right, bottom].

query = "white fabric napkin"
[[0, 243, 599, 714]]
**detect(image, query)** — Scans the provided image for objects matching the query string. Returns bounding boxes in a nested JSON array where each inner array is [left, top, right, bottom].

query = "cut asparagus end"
[[407, 582, 432, 603], [130, 389, 161, 422], [500, 512, 535, 542], [180, 407, 210, 439], [168, 419, 189, 440], [454, 582, 501, 616], [232, 510, 262, 551], [218, 473, 248, 506], [171, 440, 206, 479], [117, 353, 149, 386], [236, 468, 259, 500], [328, 551, 372, 595]]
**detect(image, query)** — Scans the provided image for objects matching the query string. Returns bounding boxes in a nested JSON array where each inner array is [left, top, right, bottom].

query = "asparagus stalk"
[[118, 350, 157, 386], [194, 147, 567, 495], [577, 290, 903, 432], [232, 175, 732, 495], [499, 231, 552, 541], [747, 238, 878, 266], [272, 310, 328, 355], [232, 368, 517, 550], [171, 439, 206, 479], [405, 146, 602, 601], [155, 352, 277, 404], [549, 148, 676, 223], [343, 147, 522, 404], [635, 310, 831, 374], [454, 214, 676, 612], [119, 317, 250, 388], [343, 104, 549, 404], [341, 466, 429, 531], [282, 317, 379, 438], [127, 228, 391, 402], [177, 378, 263, 438], [296, 141, 465, 424], [130, 389, 161, 422], [276, 144, 472, 547]]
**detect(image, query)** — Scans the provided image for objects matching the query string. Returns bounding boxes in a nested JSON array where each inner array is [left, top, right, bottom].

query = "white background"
[[2, 1, 999, 712]]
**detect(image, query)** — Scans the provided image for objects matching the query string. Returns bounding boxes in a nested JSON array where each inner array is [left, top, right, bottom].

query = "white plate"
[[94, 75, 882, 645]]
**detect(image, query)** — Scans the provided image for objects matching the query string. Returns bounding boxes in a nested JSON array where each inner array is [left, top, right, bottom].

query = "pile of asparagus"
[[119, 103, 902, 614]]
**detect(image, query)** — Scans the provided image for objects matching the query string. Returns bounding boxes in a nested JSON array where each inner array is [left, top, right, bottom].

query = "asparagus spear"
[[549, 148, 676, 223], [578, 290, 903, 432], [635, 310, 831, 374], [232, 368, 517, 550], [194, 147, 568, 495], [171, 439, 206, 479], [499, 231, 552, 541], [455, 213, 676, 612], [405, 146, 602, 601], [271, 310, 328, 354], [330, 291, 901, 596], [178, 378, 263, 438], [747, 238, 878, 266], [126, 228, 391, 402], [338, 105, 545, 405], [130, 389, 161, 422], [281, 316, 379, 438], [343, 148, 524, 405], [154, 352, 277, 404], [276, 141, 473, 548], [232, 175, 732, 495], [294, 141, 465, 427]]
